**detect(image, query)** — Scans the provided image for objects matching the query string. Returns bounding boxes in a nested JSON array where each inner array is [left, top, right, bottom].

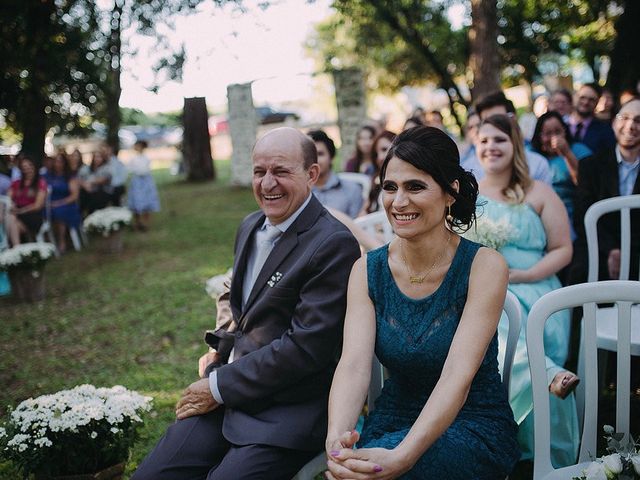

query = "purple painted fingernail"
[[330, 450, 340, 457], [374, 465, 383, 473]]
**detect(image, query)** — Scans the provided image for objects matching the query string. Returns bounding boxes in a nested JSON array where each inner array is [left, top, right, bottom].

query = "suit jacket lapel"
[[231, 214, 264, 320], [240, 196, 325, 326]]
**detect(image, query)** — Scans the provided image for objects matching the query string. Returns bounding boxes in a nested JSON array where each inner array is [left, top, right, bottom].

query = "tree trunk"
[[469, 0, 501, 102], [606, 0, 640, 99], [106, 0, 123, 154], [20, 89, 47, 164], [182, 97, 215, 182]]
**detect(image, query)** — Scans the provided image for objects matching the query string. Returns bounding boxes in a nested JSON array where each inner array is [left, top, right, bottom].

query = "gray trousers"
[[132, 408, 318, 480]]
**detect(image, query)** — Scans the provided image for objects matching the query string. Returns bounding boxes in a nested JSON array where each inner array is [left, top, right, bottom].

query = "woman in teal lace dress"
[[326, 127, 520, 479], [476, 114, 580, 467]]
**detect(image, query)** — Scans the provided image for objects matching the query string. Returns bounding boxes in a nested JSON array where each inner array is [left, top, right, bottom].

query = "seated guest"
[[8, 156, 47, 244], [471, 91, 553, 184], [402, 115, 425, 131], [308, 130, 363, 218], [364, 129, 396, 214], [45, 153, 81, 253], [132, 128, 360, 480], [476, 114, 579, 467], [68, 149, 86, 176], [344, 125, 377, 176], [79, 150, 111, 215], [0, 155, 11, 195], [326, 126, 519, 479], [570, 98, 640, 283], [531, 111, 593, 239], [567, 83, 616, 156], [548, 88, 573, 122], [104, 145, 128, 206], [459, 110, 481, 173]]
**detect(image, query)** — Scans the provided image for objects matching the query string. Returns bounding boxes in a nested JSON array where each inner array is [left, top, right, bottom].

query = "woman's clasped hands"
[[325, 430, 412, 480]]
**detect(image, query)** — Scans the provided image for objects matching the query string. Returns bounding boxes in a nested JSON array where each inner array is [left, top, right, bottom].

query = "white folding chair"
[[528, 281, 640, 480], [0, 195, 11, 251], [337, 172, 371, 202], [292, 290, 522, 480], [354, 211, 394, 244], [584, 194, 640, 351], [36, 186, 59, 256]]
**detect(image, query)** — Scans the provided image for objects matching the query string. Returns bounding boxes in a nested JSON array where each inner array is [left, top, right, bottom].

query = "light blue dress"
[[479, 195, 579, 467], [546, 142, 592, 240], [359, 238, 520, 479]]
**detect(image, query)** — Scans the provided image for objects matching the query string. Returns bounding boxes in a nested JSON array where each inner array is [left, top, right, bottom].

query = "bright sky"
[[119, 0, 332, 113]]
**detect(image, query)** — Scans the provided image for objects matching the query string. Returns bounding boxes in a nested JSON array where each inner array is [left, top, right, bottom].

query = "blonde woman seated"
[[326, 127, 519, 479], [475, 114, 579, 467]]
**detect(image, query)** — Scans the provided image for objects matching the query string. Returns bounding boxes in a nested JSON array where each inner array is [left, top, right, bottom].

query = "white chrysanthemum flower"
[[83, 207, 132, 235], [0, 242, 56, 269], [463, 217, 516, 251]]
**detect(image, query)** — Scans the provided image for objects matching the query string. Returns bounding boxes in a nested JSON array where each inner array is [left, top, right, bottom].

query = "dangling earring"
[[446, 204, 453, 224]]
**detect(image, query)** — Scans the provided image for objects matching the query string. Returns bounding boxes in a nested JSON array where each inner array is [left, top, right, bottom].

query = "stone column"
[[332, 68, 367, 169], [227, 83, 258, 186]]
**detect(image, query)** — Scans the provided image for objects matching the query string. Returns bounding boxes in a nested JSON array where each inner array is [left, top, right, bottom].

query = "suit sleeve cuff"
[[209, 370, 225, 404]]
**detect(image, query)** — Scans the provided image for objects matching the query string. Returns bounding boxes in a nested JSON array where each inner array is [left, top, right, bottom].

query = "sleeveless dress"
[[45, 173, 82, 229], [479, 195, 579, 467], [359, 238, 520, 479]]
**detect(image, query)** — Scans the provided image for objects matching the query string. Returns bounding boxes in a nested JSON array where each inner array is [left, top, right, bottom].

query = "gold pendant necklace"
[[401, 234, 452, 285]]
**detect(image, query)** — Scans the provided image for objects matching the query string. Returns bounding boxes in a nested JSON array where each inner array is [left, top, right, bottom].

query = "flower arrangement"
[[0, 384, 153, 478], [573, 426, 640, 480], [0, 242, 56, 272], [463, 216, 516, 251], [83, 207, 133, 236]]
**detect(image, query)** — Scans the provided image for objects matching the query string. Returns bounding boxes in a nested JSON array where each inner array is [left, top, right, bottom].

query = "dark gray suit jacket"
[[207, 195, 360, 451]]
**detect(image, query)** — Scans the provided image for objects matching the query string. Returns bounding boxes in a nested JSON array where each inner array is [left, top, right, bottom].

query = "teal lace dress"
[[359, 238, 520, 479], [479, 195, 579, 467]]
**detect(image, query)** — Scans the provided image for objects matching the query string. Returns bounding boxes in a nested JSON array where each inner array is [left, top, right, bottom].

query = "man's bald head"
[[253, 127, 317, 170]]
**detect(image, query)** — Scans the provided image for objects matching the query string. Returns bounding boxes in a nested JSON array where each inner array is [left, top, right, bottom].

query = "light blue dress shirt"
[[616, 147, 640, 196]]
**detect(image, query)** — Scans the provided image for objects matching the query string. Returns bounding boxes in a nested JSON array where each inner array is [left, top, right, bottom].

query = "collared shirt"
[[460, 145, 553, 184], [108, 156, 128, 187], [616, 146, 640, 196], [312, 172, 363, 218], [210, 193, 313, 404]]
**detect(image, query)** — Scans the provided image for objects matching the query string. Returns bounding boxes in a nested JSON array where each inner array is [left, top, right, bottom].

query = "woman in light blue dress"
[[476, 114, 580, 467], [127, 140, 160, 231], [530, 111, 592, 240]]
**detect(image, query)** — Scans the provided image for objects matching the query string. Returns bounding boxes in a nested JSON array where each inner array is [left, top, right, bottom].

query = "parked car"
[[255, 106, 300, 124]]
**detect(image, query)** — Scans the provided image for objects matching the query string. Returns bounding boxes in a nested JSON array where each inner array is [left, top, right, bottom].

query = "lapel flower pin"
[[267, 272, 283, 288]]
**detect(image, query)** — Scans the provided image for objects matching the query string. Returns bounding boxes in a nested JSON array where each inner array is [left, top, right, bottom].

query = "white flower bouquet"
[[83, 207, 133, 236], [463, 216, 516, 251], [0, 242, 56, 272], [0, 384, 153, 477], [573, 426, 640, 480]]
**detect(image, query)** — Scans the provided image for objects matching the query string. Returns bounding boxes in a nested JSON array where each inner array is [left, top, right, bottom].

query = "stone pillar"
[[227, 83, 258, 186], [332, 68, 367, 169]]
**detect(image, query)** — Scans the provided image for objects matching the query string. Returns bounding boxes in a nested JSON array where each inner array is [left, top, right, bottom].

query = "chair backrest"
[[337, 172, 371, 202], [527, 281, 640, 479], [585, 194, 640, 281], [0, 195, 11, 251], [368, 290, 522, 411], [354, 211, 394, 243]]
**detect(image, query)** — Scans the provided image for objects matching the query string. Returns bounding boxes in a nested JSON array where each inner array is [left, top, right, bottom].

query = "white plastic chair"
[[337, 172, 371, 202], [0, 195, 11, 251], [36, 186, 59, 256], [528, 281, 640, 480], [292, 290, 522, 480], [584, 194, 640, 352], [354, 211, 394, 244]]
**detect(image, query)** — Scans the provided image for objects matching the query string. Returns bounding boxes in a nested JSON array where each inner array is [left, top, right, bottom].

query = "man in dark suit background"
[[133, 128, 361, 479], [567, 83, 617, 156], [570, 98, 640, 284]]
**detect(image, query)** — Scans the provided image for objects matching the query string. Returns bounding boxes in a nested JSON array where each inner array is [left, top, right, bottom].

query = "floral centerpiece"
[[84, 207, 132, 253], [463, 216, 516, 251], [573, 426, 640, 480], [0, 242, 56, 301], [0, 384, 153, 479]]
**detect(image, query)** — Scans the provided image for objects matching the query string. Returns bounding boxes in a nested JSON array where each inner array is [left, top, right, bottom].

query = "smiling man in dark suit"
[[133, 128, 360, 480]]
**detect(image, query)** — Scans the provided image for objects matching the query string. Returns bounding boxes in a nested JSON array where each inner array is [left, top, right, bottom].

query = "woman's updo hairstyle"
[[379, 126, 479, 233]]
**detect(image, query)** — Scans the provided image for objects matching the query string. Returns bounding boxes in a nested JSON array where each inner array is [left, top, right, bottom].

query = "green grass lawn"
[[0, 161, 257, 478]]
